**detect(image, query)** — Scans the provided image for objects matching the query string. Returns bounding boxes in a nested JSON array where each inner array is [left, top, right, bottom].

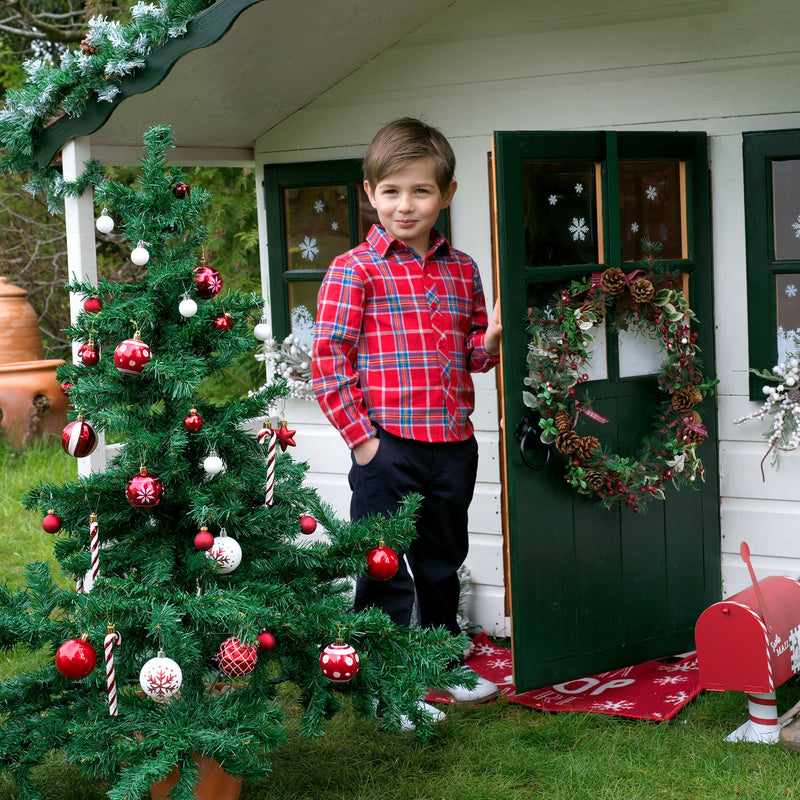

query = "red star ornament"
[[275, 424, 296, 451]]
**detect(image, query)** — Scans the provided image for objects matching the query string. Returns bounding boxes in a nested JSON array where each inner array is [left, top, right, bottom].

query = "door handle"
[[514, 414, 551, 471]]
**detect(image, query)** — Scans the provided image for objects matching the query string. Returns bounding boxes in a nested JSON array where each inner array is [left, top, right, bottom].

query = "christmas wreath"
[[523, 243, 716, 512]]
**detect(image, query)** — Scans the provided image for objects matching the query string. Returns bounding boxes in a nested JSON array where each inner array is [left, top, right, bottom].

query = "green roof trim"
[[34, 0, 263, 169]]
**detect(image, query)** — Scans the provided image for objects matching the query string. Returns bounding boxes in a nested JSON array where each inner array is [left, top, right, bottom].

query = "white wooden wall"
[[254, 0, 800, 634]]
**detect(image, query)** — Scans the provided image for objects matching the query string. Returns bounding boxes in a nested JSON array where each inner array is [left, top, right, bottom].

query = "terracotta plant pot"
[[0, 359, 67, 447], [150, 753, 242, 800], [0, 276, 45, 364]]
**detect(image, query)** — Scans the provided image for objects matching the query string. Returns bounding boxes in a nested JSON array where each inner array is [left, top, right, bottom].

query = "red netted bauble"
[[61, 419, 98, 457], [183, 408, 203, 432], [113, 335, 151, 376], [126, 469, 164, 509], [55, 635, 97, 680], [319, 641, 360, 683], [218, 637, 258, 677], [193, 264, 223, 299], [42, 511, 62, 534], [257, 631, 276, 653], [366, 542, 400, 581]]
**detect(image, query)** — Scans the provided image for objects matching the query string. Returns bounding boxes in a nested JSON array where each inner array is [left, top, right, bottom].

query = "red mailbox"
[[695, 543, 800, 743]]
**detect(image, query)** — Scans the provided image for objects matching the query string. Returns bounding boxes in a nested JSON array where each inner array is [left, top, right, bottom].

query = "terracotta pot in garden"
[[149, 753, 242, 800]]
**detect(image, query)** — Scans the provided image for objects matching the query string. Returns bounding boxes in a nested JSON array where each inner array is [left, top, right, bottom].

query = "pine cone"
[[80, 38, 97, 56], [682, 411, 706, 444], [671, 386, 702, 412], [599, 267, 627, 295], [585, 470, 605, 491], [554, 410, 572, 433], [555, 430, 580, 454], [574, 435, 600, 462], [630, 278, 655, 303]]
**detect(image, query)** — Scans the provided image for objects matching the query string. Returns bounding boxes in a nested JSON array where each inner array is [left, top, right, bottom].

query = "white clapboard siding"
[[254, 0, 800, 633]]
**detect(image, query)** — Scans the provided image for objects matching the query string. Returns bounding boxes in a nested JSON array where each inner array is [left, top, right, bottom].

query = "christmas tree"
[[0, 126, 469, 800]]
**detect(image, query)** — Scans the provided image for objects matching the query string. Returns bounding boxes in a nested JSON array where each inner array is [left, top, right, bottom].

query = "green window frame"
[[743, 129, 800, 399], [262, 159, 450, 339]]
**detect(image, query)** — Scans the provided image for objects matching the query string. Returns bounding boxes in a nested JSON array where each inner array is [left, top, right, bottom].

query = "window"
[[263, 159, 450, 342], [743, 130, 800, 398]]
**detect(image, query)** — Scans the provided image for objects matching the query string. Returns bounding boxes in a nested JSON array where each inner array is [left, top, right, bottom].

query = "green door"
[[494, 131, 720, 691]]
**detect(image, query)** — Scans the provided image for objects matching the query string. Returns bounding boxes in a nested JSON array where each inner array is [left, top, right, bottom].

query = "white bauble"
[[95, 210, 114, 233], [139, 655, 183, 700], [131, 244, 150, 266], [205, 535, 242, 573], [203, 454, 225, 475], [179, 296, 198, 318], [253, 319, 271, 341]]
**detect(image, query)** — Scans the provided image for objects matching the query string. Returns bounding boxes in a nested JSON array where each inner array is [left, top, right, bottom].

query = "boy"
[[312, 117, 501, 713]]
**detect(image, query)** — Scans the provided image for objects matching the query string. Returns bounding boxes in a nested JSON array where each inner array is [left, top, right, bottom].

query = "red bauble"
[[61, 419, 98, 457], [80, 341, 99, 366], [126, 469, 163, 509], [218, 637, 258, 677], [300, 514, 317, 535], [319, 641, 360, 683], [59, 381, 72, 398], [193, 265, 223, 299], [275, 424, 297, 451], [113, 336, 151, 376], [194, 527, 215, 551], [257, 631, 276, 653], [183, 408, 203, 432], [213, 313, 232, 331], [366, 543, 400, 581], [173, 182, 190, 199], [83, 296, 103, 314], [55, 636, 97, 680], [42, 511, 62, 534]]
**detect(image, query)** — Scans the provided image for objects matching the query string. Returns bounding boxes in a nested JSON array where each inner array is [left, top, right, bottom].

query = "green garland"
[[523, 246, 716, 512]]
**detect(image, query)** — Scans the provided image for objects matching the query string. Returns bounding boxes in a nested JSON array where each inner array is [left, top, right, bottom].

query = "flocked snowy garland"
[[524, 250, 716, 512], [0, 1, 216, 207], [253, 333, 314, 401]]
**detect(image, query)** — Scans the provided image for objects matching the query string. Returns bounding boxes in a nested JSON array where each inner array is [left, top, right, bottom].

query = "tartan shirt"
[[312, 224, 499, 449]]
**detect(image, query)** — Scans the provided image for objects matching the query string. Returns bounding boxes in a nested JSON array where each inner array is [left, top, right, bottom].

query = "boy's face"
[[364, 157, 456, 256]]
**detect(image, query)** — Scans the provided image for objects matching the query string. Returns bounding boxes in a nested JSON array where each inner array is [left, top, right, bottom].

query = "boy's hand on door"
[[485, 299, 502, 356]]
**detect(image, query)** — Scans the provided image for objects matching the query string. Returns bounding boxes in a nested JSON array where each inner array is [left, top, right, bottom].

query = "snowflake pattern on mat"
[[792, 215, 800, 238], [488, 656, 512, 670], [298, 236, 319, 262], [786, 284, 798, 298], [314, 200, 325, 213], [646, 185, 658, 201], [665, 691, 690, 705], [472, 641, 497, 657], [653, 675, 690, 686], [548, 194, 558, 205], [569, 217, 589, 241], [657, 658, 697, 673], [592, 699, 636, 712]]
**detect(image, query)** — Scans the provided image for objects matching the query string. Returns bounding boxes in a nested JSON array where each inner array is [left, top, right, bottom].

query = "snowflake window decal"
[[298, 236, 319, 262], [786, 284, 798, 298], [331, 221, 339, 231], [548, 194, 558, 206], [792, 215, 800, 239], [569, 217, 589, 241], [646, 185, 658, 201], [314, 200, 325, 213], [630, 222, 639, 233], [574, 183, 583, 195]]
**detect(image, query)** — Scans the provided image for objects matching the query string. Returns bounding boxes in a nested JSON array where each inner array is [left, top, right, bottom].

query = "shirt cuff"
[[341, 418, 376, 450]]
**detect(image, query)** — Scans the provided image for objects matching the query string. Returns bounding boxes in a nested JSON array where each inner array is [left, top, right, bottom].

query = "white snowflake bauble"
[[139, 654, 182, 700], [131, 243, 150, 266], [253, 319, 271, 341], [203, 453, 225, 475], [95, 209, 114, 234], [179, 296, 198, 318], [205, 535, 242, 573]]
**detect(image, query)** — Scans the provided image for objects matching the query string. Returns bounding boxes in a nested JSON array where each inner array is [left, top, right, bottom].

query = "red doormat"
[[431, 632, 701, 721]]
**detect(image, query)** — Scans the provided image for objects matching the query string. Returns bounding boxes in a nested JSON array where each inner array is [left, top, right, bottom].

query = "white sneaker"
[[434, 668, 499, 704], [375, 698, 446, 732]]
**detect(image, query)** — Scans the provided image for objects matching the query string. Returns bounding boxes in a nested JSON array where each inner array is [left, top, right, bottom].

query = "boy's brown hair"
[[363, 117, 456, 193]]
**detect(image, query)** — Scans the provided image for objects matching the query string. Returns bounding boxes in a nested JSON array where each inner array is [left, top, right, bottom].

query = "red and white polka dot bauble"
[[193, 264, 223, 299], [113, 336, 151, 376], [205, 534, 241, 573], [125, 469, 164, 509], [61, 419, 98, 458], [218, 636, 258, 677], [319, 641, 360, 683], [139, 654, 182, 700]]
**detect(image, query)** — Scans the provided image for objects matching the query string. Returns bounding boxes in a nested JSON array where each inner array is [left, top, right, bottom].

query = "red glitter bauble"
[[183, 408, 203, 432], [218, 637, 258, 677], [257, 631, 276, 653], [193, 265, 223, 299], [55, 636, 97, 680], [194, 528, 215, 551], [125, 469, 164, 509], [42, 511, 62, 534], [300, 514, 317, 535], [366, 543, 400, 581]]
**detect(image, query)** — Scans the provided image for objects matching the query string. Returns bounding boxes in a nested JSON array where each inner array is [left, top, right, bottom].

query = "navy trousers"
[[350, 427, 479, 636]]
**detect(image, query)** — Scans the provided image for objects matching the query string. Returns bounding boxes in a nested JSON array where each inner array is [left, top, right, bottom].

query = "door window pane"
[[618, 320, 663, 378], [777, 273, 800, 362], [772, 160, 800, 261], [619, 161, 686, 262], [284, 185, 350, 269], [522, 162, 602, 267]]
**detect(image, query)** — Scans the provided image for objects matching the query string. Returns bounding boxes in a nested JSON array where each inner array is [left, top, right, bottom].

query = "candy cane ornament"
[[89, 513, 100, 589], [104, 625, 122, 716], [258, 426, 277, 506]]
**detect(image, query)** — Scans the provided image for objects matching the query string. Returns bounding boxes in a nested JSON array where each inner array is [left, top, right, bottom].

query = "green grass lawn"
[[2, 439, 800, 799]]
